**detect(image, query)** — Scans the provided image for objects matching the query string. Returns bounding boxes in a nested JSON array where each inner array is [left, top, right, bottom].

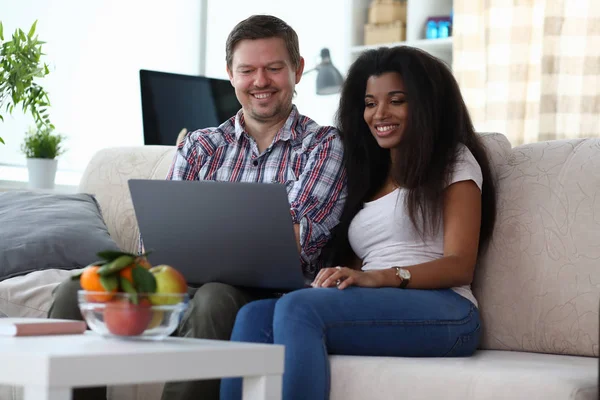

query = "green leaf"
[[99, 274, 118, 292], [119, 276, 138, 305], [20, 125, 66, 158], [27, 21, 37, 39], [0, 137, 4, 144], [97, 255, 134, 276], [139, 250, 153, 258], [85, 259, 108, 268], [71, 271, 83, 280], [0, 22, 53, 128], [132, 266, 156, 294], [97, 250, 135, 261]]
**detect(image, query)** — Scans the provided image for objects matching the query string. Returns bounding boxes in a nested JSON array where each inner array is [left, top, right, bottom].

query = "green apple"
[[149, 265, 187, 305]]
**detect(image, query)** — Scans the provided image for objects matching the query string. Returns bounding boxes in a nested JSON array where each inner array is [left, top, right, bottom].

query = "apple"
[[104, 299, 152, 336], [149, 265, 187, 305], [147, 310, 164, 330]]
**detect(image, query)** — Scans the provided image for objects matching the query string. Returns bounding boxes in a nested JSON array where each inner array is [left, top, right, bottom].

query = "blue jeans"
[[220, 287, 480, 400]]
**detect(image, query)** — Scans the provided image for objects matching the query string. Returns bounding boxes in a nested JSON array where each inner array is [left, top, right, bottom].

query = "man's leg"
[[161, 282, 274, 400], [48, 278, 107, 400], [47, 278, 84, 320]]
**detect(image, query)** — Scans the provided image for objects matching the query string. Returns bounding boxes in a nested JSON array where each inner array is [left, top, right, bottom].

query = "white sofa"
[[0, 133, 597, 400]]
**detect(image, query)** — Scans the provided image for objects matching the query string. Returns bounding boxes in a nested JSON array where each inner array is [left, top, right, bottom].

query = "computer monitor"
[[139, 69, 241, 146]]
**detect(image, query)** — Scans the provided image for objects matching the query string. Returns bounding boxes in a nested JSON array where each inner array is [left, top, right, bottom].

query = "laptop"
[[128, 179, 307, 291]]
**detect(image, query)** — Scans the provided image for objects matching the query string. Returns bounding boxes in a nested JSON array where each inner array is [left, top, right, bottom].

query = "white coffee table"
[[0, 332, 284, 400]]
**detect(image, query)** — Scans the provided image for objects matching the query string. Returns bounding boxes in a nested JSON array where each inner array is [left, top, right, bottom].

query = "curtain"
[[453, 0, 600, 145]]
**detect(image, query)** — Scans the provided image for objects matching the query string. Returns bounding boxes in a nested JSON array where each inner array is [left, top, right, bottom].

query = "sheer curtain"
[[453, 0, 600, 145]]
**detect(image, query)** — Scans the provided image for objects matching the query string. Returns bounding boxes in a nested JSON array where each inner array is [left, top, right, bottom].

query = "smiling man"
[[160, 16, 347, 400], [48, 14, 347, 400]]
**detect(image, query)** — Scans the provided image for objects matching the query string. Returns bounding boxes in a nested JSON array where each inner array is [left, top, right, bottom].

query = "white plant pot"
[[27, 158, 58, 190]]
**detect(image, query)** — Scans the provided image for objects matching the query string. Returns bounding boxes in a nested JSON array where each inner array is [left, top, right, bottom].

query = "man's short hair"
[[226, 15, 301, 70]]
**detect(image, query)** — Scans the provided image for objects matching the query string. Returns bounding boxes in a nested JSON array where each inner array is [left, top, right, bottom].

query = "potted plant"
[[0, 20, 52, 145], [21, 125, 65, 189]]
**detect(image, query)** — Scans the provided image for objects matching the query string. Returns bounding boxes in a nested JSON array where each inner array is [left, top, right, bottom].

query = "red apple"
[[104, 299, 152, 336], [149, 265, 187, 305]]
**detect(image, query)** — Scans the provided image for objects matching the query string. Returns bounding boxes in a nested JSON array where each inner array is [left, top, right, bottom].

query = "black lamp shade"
[[311, 48, 344, 95], [316, 65, 344, 95]]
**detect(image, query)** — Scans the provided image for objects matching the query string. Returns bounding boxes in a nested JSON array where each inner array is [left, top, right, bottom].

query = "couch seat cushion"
[[0, 269, 81, 318], [330, 350, 597, 400]]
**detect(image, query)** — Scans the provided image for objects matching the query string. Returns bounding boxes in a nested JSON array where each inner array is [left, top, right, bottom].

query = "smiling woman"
[[221, 46, 499, 400], [363, 72, 408, 149]]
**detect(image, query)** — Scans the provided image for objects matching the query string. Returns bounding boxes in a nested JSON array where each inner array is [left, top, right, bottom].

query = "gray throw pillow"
[[0, 191, 120, 281]]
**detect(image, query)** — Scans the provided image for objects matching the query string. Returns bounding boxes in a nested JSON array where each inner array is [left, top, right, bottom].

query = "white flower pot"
[[27, 158, 58, 190]]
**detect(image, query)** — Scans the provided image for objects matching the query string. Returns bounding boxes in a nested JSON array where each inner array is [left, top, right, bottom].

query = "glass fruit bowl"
[[78, 291, 189, 340]]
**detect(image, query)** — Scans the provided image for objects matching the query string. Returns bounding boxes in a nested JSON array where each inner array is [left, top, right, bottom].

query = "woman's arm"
[[380, 179, 482, 288], [314, 180, 482, 289]]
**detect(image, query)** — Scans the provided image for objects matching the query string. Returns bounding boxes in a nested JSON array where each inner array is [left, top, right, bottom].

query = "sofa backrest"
[[474, 136, 600, 358], [80, 134, 600, 358], [79, 146, 176, 254]]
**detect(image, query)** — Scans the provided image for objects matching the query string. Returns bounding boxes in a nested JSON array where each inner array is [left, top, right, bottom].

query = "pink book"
[[0, 318, 87, 336]]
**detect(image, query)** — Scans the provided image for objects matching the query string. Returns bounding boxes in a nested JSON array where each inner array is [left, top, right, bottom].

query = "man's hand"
[[311, 266, 384, 290]]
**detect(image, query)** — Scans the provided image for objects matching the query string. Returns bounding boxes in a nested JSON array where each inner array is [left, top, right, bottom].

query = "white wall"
[[204, 0, 350, 127], [0, 0, 203, 182], [0, 0, 351, 184]]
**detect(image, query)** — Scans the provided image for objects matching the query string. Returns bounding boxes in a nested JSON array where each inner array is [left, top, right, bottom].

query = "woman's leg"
[[220, 298, 278, 400], [273, 287, 480, 400]]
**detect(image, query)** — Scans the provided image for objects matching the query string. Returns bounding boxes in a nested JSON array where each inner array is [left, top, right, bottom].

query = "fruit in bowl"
[[104, 297, 153, 336], [75, 250, 189, 340], [149, 265, 188, 305], [78, 291, 188, 340]]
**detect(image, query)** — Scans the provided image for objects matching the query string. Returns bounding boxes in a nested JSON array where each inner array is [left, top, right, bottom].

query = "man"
[[48, 14, 346, 400]]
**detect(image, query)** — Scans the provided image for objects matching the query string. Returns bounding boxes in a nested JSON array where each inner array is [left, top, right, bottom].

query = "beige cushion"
[[0, 268, 80, 318], [78, 146, 176, 253], [329, 350, 597, 400], [479, 132, 513, 182], [474, 138, 600, 357]]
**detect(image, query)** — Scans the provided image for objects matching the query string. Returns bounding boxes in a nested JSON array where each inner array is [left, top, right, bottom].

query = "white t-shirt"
[[348, 144, 483, 306]]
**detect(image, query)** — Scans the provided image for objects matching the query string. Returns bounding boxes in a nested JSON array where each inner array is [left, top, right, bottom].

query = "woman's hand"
[[311, 266, 385, 289]]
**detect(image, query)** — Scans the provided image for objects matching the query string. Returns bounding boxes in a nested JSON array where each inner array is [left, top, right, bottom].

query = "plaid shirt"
[[166, 105, 347, 279]]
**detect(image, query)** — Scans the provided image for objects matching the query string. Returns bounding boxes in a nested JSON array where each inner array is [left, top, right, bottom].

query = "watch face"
[[398, 268, 411, 280]]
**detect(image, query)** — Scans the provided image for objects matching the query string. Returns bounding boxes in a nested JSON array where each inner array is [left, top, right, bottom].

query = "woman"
[[220, 46, 496, 400]]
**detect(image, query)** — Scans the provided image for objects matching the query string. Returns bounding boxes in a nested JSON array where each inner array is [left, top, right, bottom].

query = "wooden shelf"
[[350, 37, 453, 54]]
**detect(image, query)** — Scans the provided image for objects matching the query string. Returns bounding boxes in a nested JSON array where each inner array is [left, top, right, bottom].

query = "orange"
[[80, 266, 116, 302], [136, 257, 152, 269], [118, 259, 151, 292], [119, 266, 134, 284]]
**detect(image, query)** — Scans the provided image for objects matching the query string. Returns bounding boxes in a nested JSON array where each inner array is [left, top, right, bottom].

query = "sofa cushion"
[[329, 350, 597, 400], [0, 191, 120, 282], [474, 138, 600, 357], [0, 268, 80, 318]]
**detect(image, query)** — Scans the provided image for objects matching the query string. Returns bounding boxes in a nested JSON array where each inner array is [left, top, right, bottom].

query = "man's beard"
[[248, 101, 290, 123]]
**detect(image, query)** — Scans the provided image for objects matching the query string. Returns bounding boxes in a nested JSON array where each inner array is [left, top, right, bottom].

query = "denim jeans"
[[220, 287, 480, 400]]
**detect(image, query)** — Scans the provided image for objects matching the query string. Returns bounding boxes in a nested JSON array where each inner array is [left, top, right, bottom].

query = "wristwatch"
[[394, 267, 411, 288]]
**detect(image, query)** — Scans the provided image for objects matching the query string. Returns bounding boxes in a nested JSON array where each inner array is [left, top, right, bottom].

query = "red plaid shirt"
[[166, 106, 347, 278]]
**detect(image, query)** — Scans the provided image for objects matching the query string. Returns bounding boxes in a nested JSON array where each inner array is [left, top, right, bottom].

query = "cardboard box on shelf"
[[368, 0, 407, 25], [364, 20, 406, 46]]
